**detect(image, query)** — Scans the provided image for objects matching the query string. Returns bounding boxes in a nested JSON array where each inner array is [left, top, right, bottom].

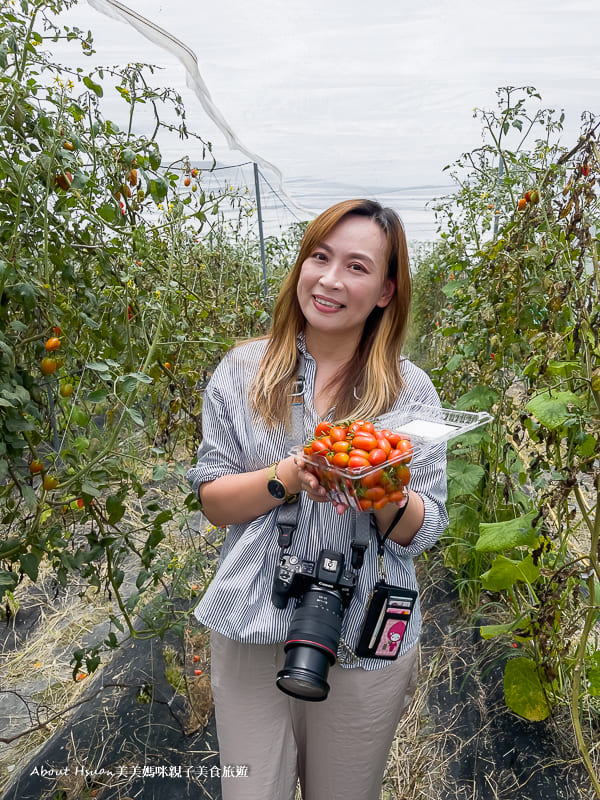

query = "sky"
[[49, 0, 600, 239]]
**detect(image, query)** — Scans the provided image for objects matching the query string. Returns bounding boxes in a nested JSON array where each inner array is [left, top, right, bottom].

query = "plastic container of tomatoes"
[[292, 405, 492, 512], [291, 421, 414, 512]]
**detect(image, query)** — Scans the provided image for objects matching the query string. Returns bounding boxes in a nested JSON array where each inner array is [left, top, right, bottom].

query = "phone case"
[[355, 582, 418, 659]]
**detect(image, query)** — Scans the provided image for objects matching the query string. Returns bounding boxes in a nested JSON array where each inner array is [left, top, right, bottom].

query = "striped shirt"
[[186, 334, 448, 669]]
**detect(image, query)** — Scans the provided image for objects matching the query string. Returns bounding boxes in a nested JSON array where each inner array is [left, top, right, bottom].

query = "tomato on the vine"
[[43, 475, 58, 491], [45, 336, 61, 351], [40, 357, 57, 376], [29, 459, 44, 475]]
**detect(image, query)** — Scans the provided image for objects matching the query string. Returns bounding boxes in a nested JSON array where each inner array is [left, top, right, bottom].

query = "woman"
[[187, 199, 447, 800]]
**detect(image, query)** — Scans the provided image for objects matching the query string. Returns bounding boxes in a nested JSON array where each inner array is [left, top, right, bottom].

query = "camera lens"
[[276, 586, 344, 701]]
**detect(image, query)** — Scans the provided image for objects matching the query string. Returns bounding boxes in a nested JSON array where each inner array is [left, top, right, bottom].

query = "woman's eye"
[[313, 252, 327, 261], [350, 262, 366, 272]]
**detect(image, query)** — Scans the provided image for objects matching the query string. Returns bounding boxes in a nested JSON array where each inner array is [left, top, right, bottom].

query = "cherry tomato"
[[310, 439, 329, 455], [394, 439, 413, 463], [386, 490, 406, 503], [358, 421, 375, 434], [314, 421, 332, 437], [384, 431, 403, 448], [348, 454, 370, 470], [332, 452, 350, 468], [376, 437, 392, 455], [394, 463, 411, 486], [40, 357, 57, 376], [372, 496, 389, 510], [332, 440, 351, 454], [29, 459, 44, 475], [360, 469, 384, 489], [348, 448, 370, 460], [352, 432, 378, 452], [358, 498, 373, 511], [368, 448, 387, 466], [43, 475, 58, 491], [364, 486, 386, 502], [329, 426, 348, 443], [45, 337, 61, 351]]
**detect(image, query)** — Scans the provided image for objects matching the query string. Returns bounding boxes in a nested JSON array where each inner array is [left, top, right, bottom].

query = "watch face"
[[268, 479, 287, 500]]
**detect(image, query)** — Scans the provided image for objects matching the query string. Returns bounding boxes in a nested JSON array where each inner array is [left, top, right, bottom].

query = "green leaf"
[[87, 390, 108, 403], [20, 552, 39, 582], [455, 386, 499, 411], [152, 464, 169, 481], [445, 354, 462, 372], [83, 75, 104, 97], [526, 390, 581, 430], [476, 512, 539, 553], [447, 460, 485, 499], [106, 495, 126, 524], [480, 621, 519, 639], [125, 407, 144, 426], [480, 554, 540, 591], [504, 657, 550, 721]]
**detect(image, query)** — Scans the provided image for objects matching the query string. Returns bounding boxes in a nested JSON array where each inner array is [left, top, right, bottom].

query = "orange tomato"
[[45, 337, 61, 351]]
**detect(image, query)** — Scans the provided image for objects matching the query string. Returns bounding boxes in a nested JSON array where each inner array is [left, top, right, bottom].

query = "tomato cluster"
[[302, 420, 412, 511]]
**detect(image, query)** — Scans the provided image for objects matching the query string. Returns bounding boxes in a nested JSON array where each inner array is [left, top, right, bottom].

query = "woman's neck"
[[304, 327, 359, 369]]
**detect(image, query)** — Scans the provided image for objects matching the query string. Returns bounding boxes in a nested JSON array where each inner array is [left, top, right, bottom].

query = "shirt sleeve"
[[185, 360, 246, 497]]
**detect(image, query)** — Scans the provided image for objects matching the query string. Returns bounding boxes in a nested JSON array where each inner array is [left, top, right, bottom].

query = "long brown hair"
[[250, 199, 411, 426]]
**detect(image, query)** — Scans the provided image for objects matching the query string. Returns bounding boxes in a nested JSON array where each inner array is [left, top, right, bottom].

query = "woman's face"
[[296, 215, 395, 346]]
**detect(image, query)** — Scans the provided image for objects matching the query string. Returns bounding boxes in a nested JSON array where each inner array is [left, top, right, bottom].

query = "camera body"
[[271, 549, 356, 610], [272, 548, 358, 702]]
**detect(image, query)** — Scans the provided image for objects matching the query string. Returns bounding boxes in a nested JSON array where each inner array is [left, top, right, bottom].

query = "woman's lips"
[[312, 294, 344, 311]]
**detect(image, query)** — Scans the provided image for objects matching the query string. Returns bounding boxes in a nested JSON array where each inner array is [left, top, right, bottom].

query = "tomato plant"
[[412, 86, 600, 792], [0, 0, 290, 686]]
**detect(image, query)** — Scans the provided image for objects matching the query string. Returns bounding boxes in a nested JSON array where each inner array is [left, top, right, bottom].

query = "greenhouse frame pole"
[[253, 163, 268, 302]]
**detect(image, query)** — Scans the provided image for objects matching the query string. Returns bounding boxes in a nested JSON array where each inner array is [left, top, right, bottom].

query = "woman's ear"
[[376, 279, 396, 308]]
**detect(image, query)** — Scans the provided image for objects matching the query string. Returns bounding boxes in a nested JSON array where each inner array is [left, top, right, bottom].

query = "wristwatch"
[[267, 462, 298, 504]]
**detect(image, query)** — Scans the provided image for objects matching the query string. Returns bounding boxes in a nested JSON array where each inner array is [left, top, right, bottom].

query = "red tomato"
[[358, 421, 375, 434], [394, 439, 413, 463], [352, 433, 378, 452], [358, 498, 373, 511], [394, 463, 411, 486], [376, 437, 392, 455], [348, 448, 370, 459], [360, 469, 384, 489], [368, 448, 387, 466], [372, 496, 389, 510], [386, 490, 406, 503], [314, 421, 332, 437], [364, 486, 386, 502], [384, 431, 403, 448], [310, 439, 329, 455], [348, 454, 370, 470], [329, 426, 348, 443]]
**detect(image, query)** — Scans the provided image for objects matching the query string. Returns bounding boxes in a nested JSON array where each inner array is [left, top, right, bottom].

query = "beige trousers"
[[210, 630, 419, 800]]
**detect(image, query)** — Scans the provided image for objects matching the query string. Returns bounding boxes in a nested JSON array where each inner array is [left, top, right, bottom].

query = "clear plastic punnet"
[[292, 404, 492, 512], [375, 403, 493, 446]]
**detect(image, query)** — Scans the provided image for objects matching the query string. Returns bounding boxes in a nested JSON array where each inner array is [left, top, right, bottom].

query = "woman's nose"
[[318, 263, 342, 288]]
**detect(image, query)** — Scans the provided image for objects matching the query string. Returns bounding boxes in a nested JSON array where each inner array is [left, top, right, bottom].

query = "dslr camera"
[[271, 548, 358, 701]]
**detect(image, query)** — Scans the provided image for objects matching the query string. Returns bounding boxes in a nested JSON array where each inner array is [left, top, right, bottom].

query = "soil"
[[0, 536, 597, 800]]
